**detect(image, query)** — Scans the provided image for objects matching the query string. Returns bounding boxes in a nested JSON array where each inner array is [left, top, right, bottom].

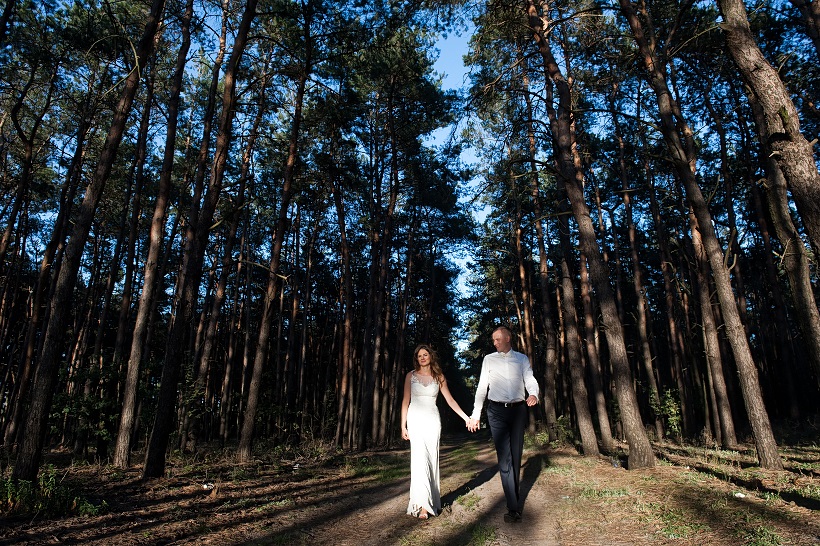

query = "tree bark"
[[689, 209, 737, 448], [527, 0, 654, 468], [718, 0, 820, 262], [748, 89, 820, 393], [238, 0, 307, 461], [557, 216, 600, 457], [521, 59, 559, 437], [112, 0, 195, 469], [579, 253, 615, 452]]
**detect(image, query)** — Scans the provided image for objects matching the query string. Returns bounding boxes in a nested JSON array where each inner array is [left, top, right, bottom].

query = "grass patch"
[[634, 500, 709, 539], [465, 523, 496, 545], [738, 524, 784, 546], [577, 485, 632, 499], [343, 454, 406, 483], [455, 491, 481, 510]]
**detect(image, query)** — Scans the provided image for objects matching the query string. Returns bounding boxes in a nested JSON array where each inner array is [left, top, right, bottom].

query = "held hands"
[[526, 395, 537, 407], [467, 418, 480, 432]]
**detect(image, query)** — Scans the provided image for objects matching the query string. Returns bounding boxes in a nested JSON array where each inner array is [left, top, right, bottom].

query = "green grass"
[[455, 491, 481, 510], [343, 454, 407, 483], [576, 485, 632, 499], [465, 523, 496, 545], [739, 524, 784, 546]]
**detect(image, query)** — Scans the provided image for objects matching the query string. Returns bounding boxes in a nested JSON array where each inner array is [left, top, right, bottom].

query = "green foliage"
[[552, 414, 576, 447], [652, 389, 683, 440], [0, 465, 108, 517]]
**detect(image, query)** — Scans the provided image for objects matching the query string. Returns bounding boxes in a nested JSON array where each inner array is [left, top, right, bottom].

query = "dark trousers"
[[487, 402, 527, 512]]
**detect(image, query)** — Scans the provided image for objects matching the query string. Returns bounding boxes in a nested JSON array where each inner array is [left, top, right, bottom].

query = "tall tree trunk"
[[358, 87, 400, 451], [579, 253, 615, 452], [3, 115, 88, 448], [719, 0, 820, 263], [609, 89, 662, 439], [749, 183, 800, 418], [748, 95, 820, 394], [527, 0, 654, 468], [144, 0, 256, 478], [647, 176, 694, 437], [12, 0, 166, 481], [113, 0, 196, 469], [238, 1, 308, 461], [620, 0, 782, 468], [331, 140, 354, 448], [521, 65, 559, 437], [689, 210, 738, 448], [557, 216, 600, 457], [183, 59, 267, 449]]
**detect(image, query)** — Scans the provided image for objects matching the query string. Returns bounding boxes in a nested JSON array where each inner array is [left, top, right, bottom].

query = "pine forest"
[[0, 0, 819, 515]]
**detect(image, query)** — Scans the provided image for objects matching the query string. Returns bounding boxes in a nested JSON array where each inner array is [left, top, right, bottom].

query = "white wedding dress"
[[406, 371, 442, 517]]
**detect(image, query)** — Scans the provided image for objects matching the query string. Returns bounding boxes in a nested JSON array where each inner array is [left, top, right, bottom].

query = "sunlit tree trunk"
[[557, 215, 600, 456], [647, 177, 693, 437], [579, 253, 615, 452], [146, 0, 257, 477], [527, 0, 654, 468], [238, 0, 306, 462], [689, 209, 737, 448], [747, 93, 820, 395], [183, 59, 267, 449], [521, 59, 559, 437], [608, 88, 662, 439], [112, 0, 196, 469], [718, 0, 820, 265]]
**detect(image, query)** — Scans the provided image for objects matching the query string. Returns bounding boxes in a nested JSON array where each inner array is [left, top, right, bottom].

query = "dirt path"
[[288, 436, 562, 546], [2, 432, 819, 545]]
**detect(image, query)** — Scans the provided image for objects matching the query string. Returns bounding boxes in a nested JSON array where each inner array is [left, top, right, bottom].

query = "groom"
[[467, 326, 539, 523]]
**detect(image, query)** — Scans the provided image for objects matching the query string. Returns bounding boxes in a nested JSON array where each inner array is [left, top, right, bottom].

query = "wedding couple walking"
[[400, 326, 539, 522]]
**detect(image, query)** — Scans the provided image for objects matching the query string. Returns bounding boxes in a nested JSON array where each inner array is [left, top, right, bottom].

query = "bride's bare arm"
[[439, 379, 470, 423], [401, 371, 412, 440]]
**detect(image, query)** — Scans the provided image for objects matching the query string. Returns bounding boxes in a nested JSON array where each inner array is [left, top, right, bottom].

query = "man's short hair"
[[493, 325, 512, 338]]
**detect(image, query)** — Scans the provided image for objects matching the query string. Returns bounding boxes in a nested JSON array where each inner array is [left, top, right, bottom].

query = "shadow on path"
[[441, 463, 498, 509]]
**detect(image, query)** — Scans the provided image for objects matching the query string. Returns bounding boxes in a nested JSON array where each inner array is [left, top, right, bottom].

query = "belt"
[[489, 399, 525, 408]]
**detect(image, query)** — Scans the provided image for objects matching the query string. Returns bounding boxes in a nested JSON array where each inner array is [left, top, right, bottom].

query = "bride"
[[400, 344, 471, 519]]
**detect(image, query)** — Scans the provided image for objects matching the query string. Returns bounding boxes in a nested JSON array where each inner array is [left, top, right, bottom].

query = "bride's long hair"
[[413, 344, 445, 385]]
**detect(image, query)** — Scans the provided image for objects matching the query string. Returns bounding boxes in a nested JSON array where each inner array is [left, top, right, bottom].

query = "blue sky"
[[434, 31, 471, 92]]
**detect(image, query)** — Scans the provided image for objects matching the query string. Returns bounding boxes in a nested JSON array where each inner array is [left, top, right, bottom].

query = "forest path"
[[2, 432, 819, 545], [281, 434, 564, 546]]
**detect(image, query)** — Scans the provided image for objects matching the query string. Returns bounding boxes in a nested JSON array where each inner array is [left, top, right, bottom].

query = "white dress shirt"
[[470, 349, 539, 420]]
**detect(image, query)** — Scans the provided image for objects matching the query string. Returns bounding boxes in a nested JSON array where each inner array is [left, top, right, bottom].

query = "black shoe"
[[504, 511, 522, 523]]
